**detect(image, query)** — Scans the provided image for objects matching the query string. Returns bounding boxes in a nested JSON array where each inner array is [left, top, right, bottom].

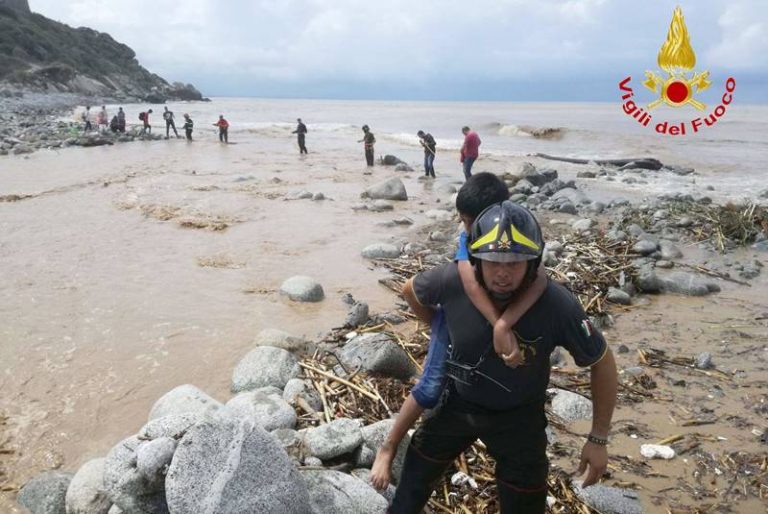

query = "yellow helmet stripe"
[[469, 223, 499, 250], [511, 224, 540, 251]]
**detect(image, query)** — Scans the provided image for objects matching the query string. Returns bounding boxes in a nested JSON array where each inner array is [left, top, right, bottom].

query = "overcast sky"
[[28, 0, 768, 102]]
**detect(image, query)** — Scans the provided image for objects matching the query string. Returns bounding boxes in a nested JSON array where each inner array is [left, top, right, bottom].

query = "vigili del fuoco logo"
[[618, 6, 736, 136]]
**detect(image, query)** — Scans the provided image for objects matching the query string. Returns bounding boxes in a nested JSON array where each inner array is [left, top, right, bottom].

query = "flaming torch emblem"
[[644, 6, 710, 110]]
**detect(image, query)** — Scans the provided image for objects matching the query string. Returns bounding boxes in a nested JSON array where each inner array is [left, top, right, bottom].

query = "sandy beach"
[[1, 99, 767, 513]]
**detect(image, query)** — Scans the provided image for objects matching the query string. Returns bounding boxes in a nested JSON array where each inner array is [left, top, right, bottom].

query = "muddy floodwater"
[[1, 101, 767, 513]]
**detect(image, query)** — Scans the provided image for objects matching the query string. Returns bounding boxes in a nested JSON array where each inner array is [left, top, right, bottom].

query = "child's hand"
[[493, 322, 523, 368], [370, 447, 394, 491]]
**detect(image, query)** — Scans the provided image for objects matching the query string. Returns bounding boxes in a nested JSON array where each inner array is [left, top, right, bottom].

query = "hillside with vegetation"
[[0, 0, 202, 102]]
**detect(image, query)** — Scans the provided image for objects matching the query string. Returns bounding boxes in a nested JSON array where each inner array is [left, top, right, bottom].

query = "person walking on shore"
[[163, 107, 180, 139], [292, 118, 308, 154], [388, 200, 617, 513], [182, 114, 194, 141], [117, 107, 126, 133], [417, 130, 436, 178], [460, 126, 481, 180], [213, 115, 229, 143], [81, 106, 92, 133], [139, 109, 153, 135], [358, 125, 376, 167]]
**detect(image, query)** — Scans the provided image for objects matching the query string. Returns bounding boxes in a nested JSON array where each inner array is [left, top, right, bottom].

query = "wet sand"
[[1, 135, 766, 512]]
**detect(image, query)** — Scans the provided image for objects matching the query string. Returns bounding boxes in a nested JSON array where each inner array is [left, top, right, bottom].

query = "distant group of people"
[[78, 105, 222, 143]]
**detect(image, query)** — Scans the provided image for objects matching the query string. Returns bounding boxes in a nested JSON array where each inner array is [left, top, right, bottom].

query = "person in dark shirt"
[[358, 125, 376, 167], [417, 130, 436, 178], [117, 107, 126, 133], [390, 201, 618, 514], [163, 107, 180, 139], [182, 114, 194, 141], [292, 118, 308, 154]]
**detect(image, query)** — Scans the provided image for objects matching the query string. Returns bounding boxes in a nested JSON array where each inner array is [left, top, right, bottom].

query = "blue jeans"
[[462, 157, 476, 180], [410, 307, 449, 409], [423, 152, 435, 177]]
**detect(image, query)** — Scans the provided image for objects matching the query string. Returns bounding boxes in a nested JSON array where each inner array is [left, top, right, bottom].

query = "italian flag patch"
[[580, 319, 594, 337]]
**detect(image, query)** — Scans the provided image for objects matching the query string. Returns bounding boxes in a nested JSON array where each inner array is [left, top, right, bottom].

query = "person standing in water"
[[182, 114, 194, 141], [358, 125, 376, 167], [417, 130, 437, 178], [213, 115, 229, 143], [460, 126, 481, 180], [163, 106, 180, 139], [117, 107, 126, 133], [292, 118, 308, 154]]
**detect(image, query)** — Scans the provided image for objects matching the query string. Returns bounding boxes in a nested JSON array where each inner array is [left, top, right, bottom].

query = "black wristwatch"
[[587, 434, 608, 446]]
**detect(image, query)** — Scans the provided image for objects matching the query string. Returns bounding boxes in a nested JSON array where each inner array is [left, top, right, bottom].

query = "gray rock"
[[361, 178, 408, 201], [138, 413, 200, 441], [339, 333, 417, 380], [222, 389, 297, 430], [345, 302, 369, 327], [382, 155, 404, 166], [148, 384, 222, 421], [108, 506, 123, 514], [587, 201, 605, 214], [303, 456, 323, 467], [575, 484, 644, 514], [359, 419, 410, 484], [166, 416, 310, 514], [636, 270, 663, 293], [283, 379, 323, 412], [632, 240, 658, 256], [606, 229, 628, 242], [18, 471, 72, 514], [232, 346, 301, 392], [551, 187, 590, 205], [312, 192, 325, 201], [103, 436, 168, 513], [548, 388, 593, 423], [304, 418, 364, 460], [655, 260, 674, 269], [394, 163, 413, 172], [659, 241, 683, 260], [437, 183, 457, 195], [660, 272, 720, 296], [607, 288, 631, 305], [280, 275, 325, 302], [289, 190, 314, 200], [752, 241, 768, 252], [577, 171, 596, 178], [425, 209, 454, 221], [572, 219, 594, 232], [542, 249, 559, 267], [369, 200, 394, 212], [350, 468, 397, 504], [136, 438, 177, 486], [428, 231, 451, 242], [252, 328, 310, 353], [558, 202, 578, 215], [695, 352, 713, 370], [302, 470, 388, 514], [617, 344, 630, 354], [65, 459, 112, 514], [361, 243, 401, 259], [547, 241, 564, 255], [392, 217, 413, 226], [623, 366, 644, 376], [627, 224, 645, 238]]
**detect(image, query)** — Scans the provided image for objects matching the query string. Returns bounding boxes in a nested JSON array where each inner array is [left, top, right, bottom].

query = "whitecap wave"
[[486, 122, 565, 139]]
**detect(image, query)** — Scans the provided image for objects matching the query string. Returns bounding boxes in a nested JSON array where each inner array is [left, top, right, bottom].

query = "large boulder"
[[304, 418, 364, 460], [166, 416, 310, 513], [232, 346, 301, 392], [18, 471, 73, 514], [103, 436, 168, 513], [138, 412, 199, 440], [283, 378, 323, 412], [136, 438, 177, 487], [361, 243, 401, 260], [338, 333, 417, 380], [575, 483, 644, 514], [280, 276, 325, 302], [361, 178, 408, 201], [222, 389, 297, 430], [147, 384, 222, 421], [301, 470, 389, 514], [65, 459, 112, 514]]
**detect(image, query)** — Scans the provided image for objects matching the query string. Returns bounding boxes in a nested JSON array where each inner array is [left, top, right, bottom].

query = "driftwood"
[[532, 153, 663, 169]]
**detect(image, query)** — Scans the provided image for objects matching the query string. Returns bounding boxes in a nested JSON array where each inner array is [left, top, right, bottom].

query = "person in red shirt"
[[213, 115, 229, 143], [460, 126, 481, 180]]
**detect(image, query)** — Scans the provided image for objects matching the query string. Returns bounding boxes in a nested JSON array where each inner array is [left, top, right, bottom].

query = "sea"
[[85, 97, 768, 202]]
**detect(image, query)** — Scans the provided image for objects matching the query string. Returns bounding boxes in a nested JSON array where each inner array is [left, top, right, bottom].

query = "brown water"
[[1, 139, 766, 513]]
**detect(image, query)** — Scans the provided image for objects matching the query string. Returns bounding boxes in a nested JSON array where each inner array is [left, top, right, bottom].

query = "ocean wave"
[[487, 122, 566, 139], [380, 132, 465, 151], [241, 122, 358, 137]]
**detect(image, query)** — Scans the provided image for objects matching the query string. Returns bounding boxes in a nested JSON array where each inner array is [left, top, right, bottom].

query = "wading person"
[[389, 200, 618, 513], [358, 124, 376, 167], [213, 114, 229, 143], [417, 130, 436, 178], [293, 118, 308, 154], [182, 113, 194, 141], [117, 107, 126, 133], [163, 106, 180, 139], [139, 109, 153, 135], [460, 126, 481, 180]]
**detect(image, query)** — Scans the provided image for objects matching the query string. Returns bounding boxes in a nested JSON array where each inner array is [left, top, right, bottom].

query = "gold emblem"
[[643, 6, 710, 110]]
